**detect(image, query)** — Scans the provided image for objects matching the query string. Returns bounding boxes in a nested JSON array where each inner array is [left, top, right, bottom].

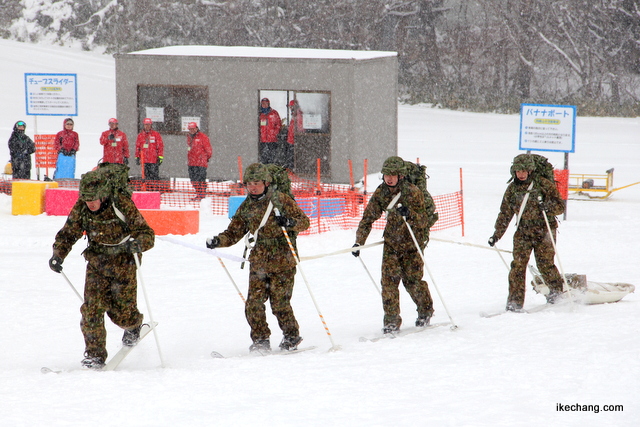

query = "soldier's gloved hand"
[[206, 236, 220, 249], [49, 255, 63, 273], [351, 243, 361, 258], [275, 216, 296, 228], [488, 236, 498, 247], [125, 238, 142, 253], [135, 157, 141, 166], [158, 156, 163, 165], [537, 195, 550, 212], [396, 205, 410, 218]]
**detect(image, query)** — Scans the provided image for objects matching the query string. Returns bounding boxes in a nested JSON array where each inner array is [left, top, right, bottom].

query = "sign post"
[[25, 73, 78, 179], [519, 103, 576, 219]]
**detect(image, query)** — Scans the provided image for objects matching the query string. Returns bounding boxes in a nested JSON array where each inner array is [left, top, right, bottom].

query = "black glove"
[[275, 216, 296, 228], [124, 157, 129, 166], [68, 150, 76, 156], [351, 243, 360, 258], [488, 236, 498, 247], [108, 134, 115, 140], [537, 195, 551, 212], [61, 149, 70, 156], [206, 236, 220, 249], [397, 205, 410, 218], [135, 157, 141, 166], [125, 238, 142, 253], [49, 255, 63, 273]]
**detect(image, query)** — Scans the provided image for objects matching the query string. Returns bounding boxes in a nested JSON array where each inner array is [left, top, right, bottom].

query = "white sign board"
[[519, 103, 576, 153], [25, 73, 78, 116], [181, 116, 201, 132], [303, 113, 322, 130], [145, 107, 165, 122]]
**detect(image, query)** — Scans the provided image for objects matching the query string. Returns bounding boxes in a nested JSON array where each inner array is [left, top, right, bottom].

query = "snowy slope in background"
[[0, 40, 639, 426]]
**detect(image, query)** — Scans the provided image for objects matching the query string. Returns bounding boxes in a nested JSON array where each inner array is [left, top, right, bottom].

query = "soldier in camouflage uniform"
[[206, 163, 310, 352], [352, 156, 439, 333], [488, 154, 565, 311], [49, 167, 155, 369]]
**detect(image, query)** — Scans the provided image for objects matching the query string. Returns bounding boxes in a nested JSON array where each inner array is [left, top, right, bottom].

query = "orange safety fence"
[[1, 171, 465, 236], [554, 169, 569, 200], [34, 134, 58, 174]]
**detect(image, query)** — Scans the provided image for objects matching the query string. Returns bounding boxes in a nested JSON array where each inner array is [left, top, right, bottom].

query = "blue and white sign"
[[519, 103, 576, 153], [25, 73, 78, 116]]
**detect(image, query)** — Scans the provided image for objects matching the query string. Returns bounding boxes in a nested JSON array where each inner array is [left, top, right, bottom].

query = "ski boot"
[[279, 336, 303, 351], [122, 324, 142, 347], [249, 339, 271, 353], [415, 316, 431, 328], [81, 353, 105, 370], [382, 324, 399, 334]]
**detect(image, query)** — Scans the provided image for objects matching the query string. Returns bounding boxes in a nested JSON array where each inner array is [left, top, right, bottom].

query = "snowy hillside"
[[0, 39, 639, 426]]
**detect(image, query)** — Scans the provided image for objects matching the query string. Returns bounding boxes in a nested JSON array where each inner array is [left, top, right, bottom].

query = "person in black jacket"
[[8, 120, 36, 179]]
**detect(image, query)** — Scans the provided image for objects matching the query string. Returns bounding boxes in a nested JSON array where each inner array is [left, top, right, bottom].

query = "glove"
[[124, 157, 129, 166], [275, 216, 296, 228], [135, 157, 141, 166], [537, 195, 551, 212], [488, 236, 498, 247], [351, 243, 360, 258], [397, 205, 410, 218], [61, 149, 70, 156], [125, 238, 142, 253], [49, 255, 63, 273], [68, 150, 76, 156], [108, 134, 115, 140], [206, 236, 220, 249], [158, 156, 163, 165]]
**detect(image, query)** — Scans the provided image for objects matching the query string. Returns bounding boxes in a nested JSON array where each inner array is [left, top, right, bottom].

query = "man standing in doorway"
[[259, 97, 281, 165], [186, 122, 212, 201]]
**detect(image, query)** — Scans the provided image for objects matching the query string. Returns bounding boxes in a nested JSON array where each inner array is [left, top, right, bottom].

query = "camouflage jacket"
[[215, 188, 310, 273], [493, 176, 565, 240], [53, 194, 155, 260], [356, 179, 437, 252]]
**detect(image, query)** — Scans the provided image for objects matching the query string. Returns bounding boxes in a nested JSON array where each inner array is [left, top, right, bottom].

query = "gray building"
[[115, 46, 397, 183]]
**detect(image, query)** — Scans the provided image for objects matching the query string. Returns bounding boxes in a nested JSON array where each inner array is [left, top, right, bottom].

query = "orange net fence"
[[1, 169, 465, 236]]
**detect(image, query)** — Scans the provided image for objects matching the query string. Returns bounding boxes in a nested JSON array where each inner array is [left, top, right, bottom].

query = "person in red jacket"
[[258, 97, 282, 164], [285, 100, 304, 170], [54, 118, 80, 179], [99, 118, 129, 165], [186, 122, 212, 201], [135, 118, 164, 181]]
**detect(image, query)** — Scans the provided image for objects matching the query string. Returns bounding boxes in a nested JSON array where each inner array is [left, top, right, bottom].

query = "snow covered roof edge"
[[126, 45, 397, 60]]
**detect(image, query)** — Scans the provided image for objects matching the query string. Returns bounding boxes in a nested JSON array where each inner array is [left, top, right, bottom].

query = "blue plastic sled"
[[54, 153, 76, 179]]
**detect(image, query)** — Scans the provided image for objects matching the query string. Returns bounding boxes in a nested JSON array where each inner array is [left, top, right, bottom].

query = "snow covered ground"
[[1, 39, 639, 426]]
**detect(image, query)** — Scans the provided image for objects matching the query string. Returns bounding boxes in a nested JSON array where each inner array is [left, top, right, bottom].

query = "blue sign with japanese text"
[[25, 73, 78, 116], [519, 103, 576, 153]]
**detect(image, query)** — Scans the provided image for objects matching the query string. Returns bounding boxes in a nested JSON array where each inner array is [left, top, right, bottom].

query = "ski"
[[103, 322, 157, 371], [480, 304, 552, 318], [41, 322, 157, 374], [210, 345, 317, 359], [359, 322, 452, 343]]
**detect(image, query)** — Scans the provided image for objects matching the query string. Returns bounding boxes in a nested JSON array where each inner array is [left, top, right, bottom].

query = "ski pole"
[[540, 209, 574, 307], [492, 244, 511, 271], [274, 208, 340, 351], [398, 207, 458, 330], [133, 250, 166, 368], [60, 271, 83, 302], [357, 257, 382, 295], [215, 256, 246, 303]]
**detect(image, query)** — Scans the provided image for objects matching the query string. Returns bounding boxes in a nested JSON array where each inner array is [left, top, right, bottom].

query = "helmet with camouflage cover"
[[79, 170, 111, 202], [243, 163, 272, 184], [512, 154, 535, 171], [381, 156, 406, 176]]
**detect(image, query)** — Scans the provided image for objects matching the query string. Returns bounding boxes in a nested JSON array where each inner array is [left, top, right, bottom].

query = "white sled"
[[529, 265, 635, 305]]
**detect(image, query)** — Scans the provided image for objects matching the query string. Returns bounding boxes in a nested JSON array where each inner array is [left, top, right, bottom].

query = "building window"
[[137, 85, 209, 134]]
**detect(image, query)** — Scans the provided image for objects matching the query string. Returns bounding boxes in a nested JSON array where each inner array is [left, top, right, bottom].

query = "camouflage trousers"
[[509, 227, 563, 307], [380, 245, 434, 328], [80, 253, 143, 360], [245, 268, 300, 343]]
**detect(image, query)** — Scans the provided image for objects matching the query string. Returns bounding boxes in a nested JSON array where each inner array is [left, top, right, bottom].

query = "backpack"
[[403, 160, 439, 228], [95, 162, 133, 199], [508, 154, 556, 184], [264, 163, 294, 200]]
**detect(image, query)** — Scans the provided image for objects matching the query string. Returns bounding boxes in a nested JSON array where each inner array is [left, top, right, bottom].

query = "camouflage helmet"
[[243, 163, 272, 184], [512, 154, 535, 171], [79, 170, 110, 202], [381, 156, 406, 176]]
